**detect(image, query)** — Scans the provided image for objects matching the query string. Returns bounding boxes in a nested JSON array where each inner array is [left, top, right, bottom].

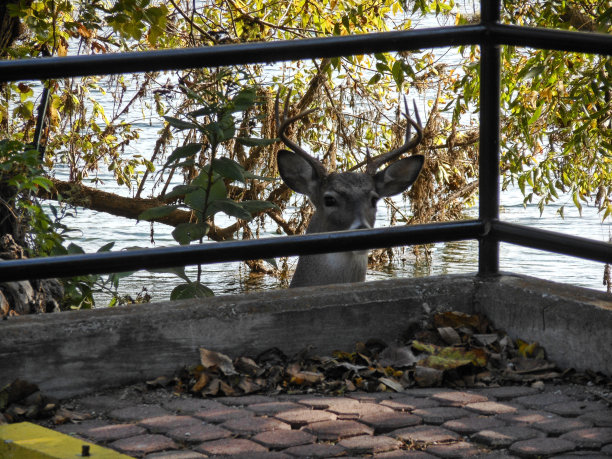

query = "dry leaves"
[[166, 310, 609, 398]]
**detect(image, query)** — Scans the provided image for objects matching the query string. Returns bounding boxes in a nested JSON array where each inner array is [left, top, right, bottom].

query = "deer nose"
[[350, 218, 372, 230]]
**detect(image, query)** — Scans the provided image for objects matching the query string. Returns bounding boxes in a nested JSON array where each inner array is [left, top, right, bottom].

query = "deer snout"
[[349, 216, 373, 231]]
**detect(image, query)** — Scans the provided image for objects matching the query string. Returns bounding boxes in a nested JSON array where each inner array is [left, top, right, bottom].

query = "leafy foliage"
[[1, 0, 611, 305]]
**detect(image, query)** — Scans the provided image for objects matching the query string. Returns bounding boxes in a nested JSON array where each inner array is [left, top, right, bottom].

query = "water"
[[34, 6, 611, 303], [51, 171, 611, 305]]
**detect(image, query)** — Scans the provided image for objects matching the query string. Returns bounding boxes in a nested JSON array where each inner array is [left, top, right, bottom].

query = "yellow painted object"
[[0, 422, 132, 458]]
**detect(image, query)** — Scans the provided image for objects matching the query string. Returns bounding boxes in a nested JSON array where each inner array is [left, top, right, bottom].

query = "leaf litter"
[[161, 310, 611, 398], [2, 310, 610, 425]]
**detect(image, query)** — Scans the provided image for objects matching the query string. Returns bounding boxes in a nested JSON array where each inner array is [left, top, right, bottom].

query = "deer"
[[275, 90, 425, 288]]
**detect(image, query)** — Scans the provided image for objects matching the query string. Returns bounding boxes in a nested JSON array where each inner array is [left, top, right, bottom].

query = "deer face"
[[274, 89, 425, 287], [277, 149, 424, 234]]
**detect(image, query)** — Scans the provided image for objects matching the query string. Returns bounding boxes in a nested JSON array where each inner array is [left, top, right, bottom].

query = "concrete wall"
[[0, 275, 475, 398], [1, 273, 610, 398], [474, 274, 612, 376]]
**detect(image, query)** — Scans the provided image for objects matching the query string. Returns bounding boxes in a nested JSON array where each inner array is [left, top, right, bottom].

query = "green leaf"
[[211, 157, 245, 183], [164, 116, 199, 130], [572, 190, 583, 216], [170, 282, 214, 300], [236, 137, 277, 147], [148, 266, 190, 283], [188, 105, 218, 117], [229, 87, 256, 112], [240, 200, 279, 214], [138, 205, 180, 221], [31, 176, 53, 192], [392, 61, 404, 87], [164, 143, 202, 166], [67, 243, 85, 254], [163, 184, 202, 201], [206, 198, 253, 220], [522, 64, 545, 80], [97, 242, 115, 252], [171, 222, 209, 245], [528, 104, 543, 126], [368, 73, 382, 85], [376, 62, 389, 73]]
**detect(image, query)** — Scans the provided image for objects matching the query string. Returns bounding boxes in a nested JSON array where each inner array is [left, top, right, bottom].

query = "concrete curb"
[[1, 273, 610, 398]]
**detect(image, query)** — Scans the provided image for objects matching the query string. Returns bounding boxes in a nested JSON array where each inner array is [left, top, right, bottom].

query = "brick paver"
[[137, 415, 201, 433], [282, 442, 345, 457], [412, 406, 470, 424], [473, 386, 539, 400], [359, 410, 422, 433], [109, 405, 173, 422], [509, 437, 576, 457], [192, 406, 254, 423], [84, 423, 147, 442], [390, 425, 461, 444], [195, 437, 268, 455], [144, 451, 207, 458], [273, 407, 337, 427], [579, 410, 612, 427], [514, 392, 574, 409], [425, 440, 490, 458], [246, 401, 303, 415], [560, 427, 612, 449], [465, 400, 519, 415], [302, 419, 374, 441], [441, 415, 506, 434], [380, 395, 440, 411], [220, 415, 290, 435], [471, 425, 545, 447], [251, 429, 316, 449], [110, 433, 178, 456], [43, 382, 611, 457], [165, 422, 232, 443], [545, 400, 607, 417], [432, 391, 489, 406], [337, 434, 402, 454]]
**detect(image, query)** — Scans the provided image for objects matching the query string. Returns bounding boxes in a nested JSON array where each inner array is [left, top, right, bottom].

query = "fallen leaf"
[[192, 373, 210, 392], [438, 327, 462, 345], [378, 346, 418, 367], [199, 348, 237, 376], [414, 366, 443, 387], [234, 357, 261, 376], [378, 377, 404, 392]]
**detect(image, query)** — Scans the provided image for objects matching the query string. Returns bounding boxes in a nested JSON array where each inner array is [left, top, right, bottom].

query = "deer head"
[[275, 90, 424, 287]]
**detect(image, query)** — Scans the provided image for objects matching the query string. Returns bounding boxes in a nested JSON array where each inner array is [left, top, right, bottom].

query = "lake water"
[[53, 170, 611, 305], [38, 8, 611, 304]]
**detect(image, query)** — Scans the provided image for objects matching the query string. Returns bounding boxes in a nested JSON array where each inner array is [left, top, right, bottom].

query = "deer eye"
[[324, 195, 337, 207]]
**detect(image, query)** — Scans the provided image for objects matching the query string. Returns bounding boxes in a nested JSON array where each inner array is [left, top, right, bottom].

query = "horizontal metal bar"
[[0, 220, 485, 282], [1, 25, 484, 82], [491, 23, 612, 56], [491, 220, 612, 264]]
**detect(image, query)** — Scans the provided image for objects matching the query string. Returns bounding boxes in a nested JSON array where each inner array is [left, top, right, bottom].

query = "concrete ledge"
[[1, 273, 610, 398], [0, 274, 475, 398], [474, 273, 612, 375]]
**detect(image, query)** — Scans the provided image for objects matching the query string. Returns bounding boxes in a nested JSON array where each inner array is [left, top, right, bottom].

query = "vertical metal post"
[[478, 0, 501, 276], [33, 84, 50, 159]]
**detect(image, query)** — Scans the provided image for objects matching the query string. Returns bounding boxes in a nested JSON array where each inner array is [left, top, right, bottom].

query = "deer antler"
[[365, 98, 423, 175], [275, 89, 327, 179]]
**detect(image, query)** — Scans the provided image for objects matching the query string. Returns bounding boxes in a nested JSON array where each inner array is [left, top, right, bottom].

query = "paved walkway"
[[50, 382, 612, 458]]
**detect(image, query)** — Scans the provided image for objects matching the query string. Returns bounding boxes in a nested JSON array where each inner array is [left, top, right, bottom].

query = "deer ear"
[[374, 155, 424, 197], [277, 149, 323, 197]]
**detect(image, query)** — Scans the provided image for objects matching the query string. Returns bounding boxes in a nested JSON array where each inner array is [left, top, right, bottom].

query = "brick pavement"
[[50, 383, 611, 458]]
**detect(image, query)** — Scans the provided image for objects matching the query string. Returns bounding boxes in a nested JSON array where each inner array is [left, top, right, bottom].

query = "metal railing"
[[1, 0, 612, 283]]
